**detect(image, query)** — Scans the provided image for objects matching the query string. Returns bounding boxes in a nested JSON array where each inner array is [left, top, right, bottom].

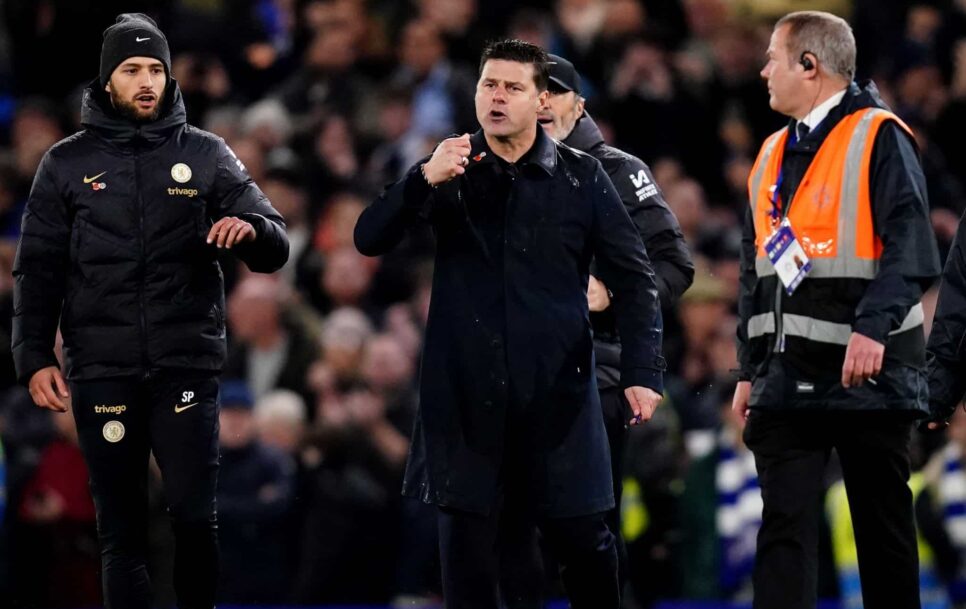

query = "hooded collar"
[[562, 111, 605, 152], [80, 77, 187, 148], [467, 124, 557, 175]]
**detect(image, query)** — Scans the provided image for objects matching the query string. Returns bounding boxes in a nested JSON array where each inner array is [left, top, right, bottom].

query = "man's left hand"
[[625, 386, 663, 425], [207, 217, 256, 249], [841, 331, 884, 388]]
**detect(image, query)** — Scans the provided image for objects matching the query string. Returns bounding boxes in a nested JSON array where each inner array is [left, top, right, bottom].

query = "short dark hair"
[[479, 39, 549, 91]]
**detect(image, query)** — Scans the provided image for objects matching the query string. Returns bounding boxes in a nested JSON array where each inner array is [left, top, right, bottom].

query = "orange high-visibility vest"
[[748, 108, 913, 281], [744, 107, 923, 348]]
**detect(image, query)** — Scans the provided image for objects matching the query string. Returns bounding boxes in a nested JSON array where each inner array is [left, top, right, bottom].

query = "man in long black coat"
[[354, 39, 664, 609]]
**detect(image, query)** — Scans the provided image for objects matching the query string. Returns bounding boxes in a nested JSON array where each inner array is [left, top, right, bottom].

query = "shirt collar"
[[467, 125, 557, 175], [799, 88, 848, 131]]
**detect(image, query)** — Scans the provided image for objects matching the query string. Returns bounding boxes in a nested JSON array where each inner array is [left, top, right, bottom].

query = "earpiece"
[[800, 51, 815, 71]]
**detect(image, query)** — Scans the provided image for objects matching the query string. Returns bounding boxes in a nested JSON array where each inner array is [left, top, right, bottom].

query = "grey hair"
[[254, 389, 306, 426], [776, 11, 856, 82]]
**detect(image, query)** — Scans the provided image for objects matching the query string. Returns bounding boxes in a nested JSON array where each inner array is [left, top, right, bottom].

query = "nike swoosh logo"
[[83, 172, 106, 184], [136, 37, 151, 42], [174, 402, 199, 414]]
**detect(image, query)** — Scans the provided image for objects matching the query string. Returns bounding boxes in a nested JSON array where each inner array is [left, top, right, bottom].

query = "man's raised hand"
[[422, 134, 472, 186]]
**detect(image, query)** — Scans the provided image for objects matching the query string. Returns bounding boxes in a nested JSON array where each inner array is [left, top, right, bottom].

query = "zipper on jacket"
[[773, 269, 785, 353], [133, 135, 151, 379]]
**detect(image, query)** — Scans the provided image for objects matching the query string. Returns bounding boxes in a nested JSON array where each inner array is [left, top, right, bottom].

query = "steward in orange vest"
[[737, 13, 939, 609], [737, 81, 940, 413]]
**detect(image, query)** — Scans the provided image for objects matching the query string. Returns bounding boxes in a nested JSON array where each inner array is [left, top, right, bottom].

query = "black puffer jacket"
[[563, 113, 693, 388], [12, 80, 289, 384]]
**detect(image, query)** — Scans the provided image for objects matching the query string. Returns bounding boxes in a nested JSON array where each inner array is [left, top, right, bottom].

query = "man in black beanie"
[[99, 13, 172, 122], [13, 12, 290, 609]]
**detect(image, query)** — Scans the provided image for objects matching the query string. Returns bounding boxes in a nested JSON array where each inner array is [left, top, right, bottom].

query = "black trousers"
[[70, 371, 220, 609], [743, 409, 920, 609], [599, 386, 630, 589], [498, 386, 627, 608], [439, 502, 618, 609]]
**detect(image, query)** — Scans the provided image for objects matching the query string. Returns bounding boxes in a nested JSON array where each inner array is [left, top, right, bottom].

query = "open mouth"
[[537, 116, 553, 125], [135, 94, 157, 108], [489, 110, 507, 121]]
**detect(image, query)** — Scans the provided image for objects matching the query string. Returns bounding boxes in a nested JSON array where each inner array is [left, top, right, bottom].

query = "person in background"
[[216, 379, 296, 604], [499, 52, 692, 606], [16, 410, 99, 607], [253, 388, 307, 455], [225, 275, 317, 403]]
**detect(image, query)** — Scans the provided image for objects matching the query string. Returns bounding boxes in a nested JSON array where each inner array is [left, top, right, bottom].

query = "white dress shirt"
[[798, 88, 848, 135]]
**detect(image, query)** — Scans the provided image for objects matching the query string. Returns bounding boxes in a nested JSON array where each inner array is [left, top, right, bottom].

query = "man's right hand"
[[28, 366, 69, 412], [732, 380, 751, 423], [422, 134, 472, 186]]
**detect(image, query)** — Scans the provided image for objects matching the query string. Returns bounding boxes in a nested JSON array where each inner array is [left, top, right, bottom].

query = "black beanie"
[[99, 13, 171, 87]]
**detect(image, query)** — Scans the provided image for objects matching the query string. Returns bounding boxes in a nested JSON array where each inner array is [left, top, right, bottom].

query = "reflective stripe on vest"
[[754, 256, 879, 280], [747, 302, 924, 345]]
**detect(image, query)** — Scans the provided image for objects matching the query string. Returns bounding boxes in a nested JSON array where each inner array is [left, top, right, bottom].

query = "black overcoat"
[[355, 128, 664, 517]]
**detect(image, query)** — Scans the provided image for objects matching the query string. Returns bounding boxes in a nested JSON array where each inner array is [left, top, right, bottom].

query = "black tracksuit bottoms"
[[743, 409, 921, 609], [70, 370, 220, 609]]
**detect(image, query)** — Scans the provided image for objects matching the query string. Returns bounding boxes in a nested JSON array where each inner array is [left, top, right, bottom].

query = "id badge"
[[764, 218, 811, 295]]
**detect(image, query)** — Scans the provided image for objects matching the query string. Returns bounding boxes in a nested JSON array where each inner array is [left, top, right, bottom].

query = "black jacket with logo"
[[737, 81, 940, 413], [12, 80, 289, 384], [562, 113, 693, 388]]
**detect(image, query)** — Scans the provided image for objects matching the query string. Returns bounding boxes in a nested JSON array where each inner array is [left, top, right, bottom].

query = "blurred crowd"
[[1, 0, 966, 607]]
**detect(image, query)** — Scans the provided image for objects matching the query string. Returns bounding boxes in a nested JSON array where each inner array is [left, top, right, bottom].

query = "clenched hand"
[[422, 134, 472, 186]]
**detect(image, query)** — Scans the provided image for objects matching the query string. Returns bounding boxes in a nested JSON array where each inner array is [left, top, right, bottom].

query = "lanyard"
[[769, 126, 800, 222]]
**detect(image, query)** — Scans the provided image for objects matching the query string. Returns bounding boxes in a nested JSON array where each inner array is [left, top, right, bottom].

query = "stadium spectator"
[[216, 380, 297, 603], [225, 275, 318, 403]]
